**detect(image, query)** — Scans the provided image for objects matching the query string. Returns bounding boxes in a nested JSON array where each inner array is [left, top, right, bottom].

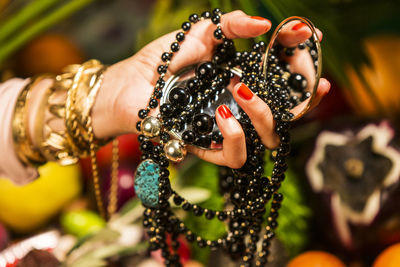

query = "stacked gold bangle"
[[12, 59, 118, 220], [12, 59, 109, 166]]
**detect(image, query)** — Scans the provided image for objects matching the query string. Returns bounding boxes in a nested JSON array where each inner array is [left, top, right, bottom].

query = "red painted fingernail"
[[217, 105, 232, 119], [292, 22, 307, 31], [250, 16, 271, 23], [237, 83, 253, 100]]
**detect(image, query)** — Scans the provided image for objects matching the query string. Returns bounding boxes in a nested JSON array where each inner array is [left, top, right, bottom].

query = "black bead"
[[160, 103, 172, 117], [161, 52, 171, 62], [138, 109, 148, 119], [201, 11, 211, 18], [211, 15, 220, 24], [171, 42, 180, 52], [173, 195, 183, 205], [189, 13, 199, 23], [214, 28, 223, 39], [182, 202, 191, 211], [168, 87, 190, 106], [193, 205, 204, 216], [149, 98, 158, 109], [192, 113, 214, 135], [182, 130, 195, 143], [212, 131, 223, 144], [137, 134, 146, 143], [187, 78, 199, 94], [205, 210, 215, 220], [157, 65, 167, 74], [136, 121, 142, 132], [212, 8, 221, 15], [176, 32, 185, 42], [140, 141, 153, 152], [217, 212, 227, 221], [196, 61, 215, 79], [288, 73, 307, 92], [194, 135, 212, 148], [181, 21, 191, 31]]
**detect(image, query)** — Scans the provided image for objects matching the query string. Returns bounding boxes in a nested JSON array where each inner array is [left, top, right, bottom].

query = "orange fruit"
[[16, 33, 84, 76], [373, 243, 400, 267], [287, 251, 346, 267]]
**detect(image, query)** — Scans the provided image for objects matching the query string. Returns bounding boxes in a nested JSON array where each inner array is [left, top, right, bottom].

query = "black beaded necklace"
[[135, 9, 299, 267]]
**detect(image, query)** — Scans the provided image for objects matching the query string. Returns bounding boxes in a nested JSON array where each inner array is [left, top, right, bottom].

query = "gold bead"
[[141, 116, 161, 138], [164, 140, 186, 162]]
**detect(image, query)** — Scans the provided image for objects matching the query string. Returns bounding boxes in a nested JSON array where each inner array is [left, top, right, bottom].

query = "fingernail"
[[217, 105, 232, 119], [237, 83, 253, 100], [250, 16, 271, 23], [292, 22, 307, 31]]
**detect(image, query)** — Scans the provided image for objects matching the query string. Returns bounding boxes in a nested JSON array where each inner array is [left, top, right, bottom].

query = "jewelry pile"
[[135, 9, 318, 267]]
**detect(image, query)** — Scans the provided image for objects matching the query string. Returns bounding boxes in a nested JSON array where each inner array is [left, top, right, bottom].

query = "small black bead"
[[211, 15, 220, 24], [181, 21, 191, 31], [173, 195, 184, 205], [140, 141, 153, 152], [298, 42, 306, 49], [182, 130, 195, 143], [160, 103, 172, 117], [217, 212, 227, 221], [288, 73, 307, 92], [187, 78, 199, 94], [176, 32, 185, 42], [138, 109, 148, 119], [214, 28, 223, 39], [201, 11, 211, 18], [149, 98, 158, 109], [171, 42, 180, 52], [161, 52, 171, 62], [157, 65, 167, 74], [189, 13, 199, 23], [212, 8, 221, 15], [182, 202, 192, 211], [212, 131, 223, 144], [205, 210, 215, 220], [193, 205, 204, 216], [137, 134, 146, 142], [194, 135, 212, 148], [136, 121, 142, 132]]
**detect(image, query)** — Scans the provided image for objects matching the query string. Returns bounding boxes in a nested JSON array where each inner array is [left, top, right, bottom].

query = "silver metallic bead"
[[141, 116, 161, 138], [164, 140, 186, 162]]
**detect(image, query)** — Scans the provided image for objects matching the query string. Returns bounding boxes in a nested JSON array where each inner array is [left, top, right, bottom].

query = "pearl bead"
[[141, 116, 161, 138], [164, 140, 186, 162]]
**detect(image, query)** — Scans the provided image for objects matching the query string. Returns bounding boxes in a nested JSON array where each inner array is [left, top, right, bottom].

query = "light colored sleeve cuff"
[[0, 78, 39, 185]]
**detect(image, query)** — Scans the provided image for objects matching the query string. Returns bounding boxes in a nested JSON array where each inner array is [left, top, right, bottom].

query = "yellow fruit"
[[0, 162, 82, 233], [346, 35, 400, 116], [287, 251, 346, 267], [373, 243, 400, 267]]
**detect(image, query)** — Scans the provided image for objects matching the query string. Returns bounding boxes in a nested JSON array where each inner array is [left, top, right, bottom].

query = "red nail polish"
[[250, 16, 271, 23], [292, 22, 307, 31], [237, 83, 253, 100], [217, 105, 232, 119]]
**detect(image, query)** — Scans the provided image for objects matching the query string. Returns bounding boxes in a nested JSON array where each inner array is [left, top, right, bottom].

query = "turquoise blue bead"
[[134, 159, 160, 207]]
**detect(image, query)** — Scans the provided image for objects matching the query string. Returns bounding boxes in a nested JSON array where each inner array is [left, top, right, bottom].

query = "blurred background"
[[0, 0, 399, 266]]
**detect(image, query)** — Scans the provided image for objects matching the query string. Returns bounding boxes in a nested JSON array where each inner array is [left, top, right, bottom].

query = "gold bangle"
[[12, 77, 49, 167], [65, 60, 109, 156]]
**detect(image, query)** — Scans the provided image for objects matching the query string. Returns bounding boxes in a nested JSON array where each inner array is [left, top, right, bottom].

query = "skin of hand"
[[91, 10, 331, 169]]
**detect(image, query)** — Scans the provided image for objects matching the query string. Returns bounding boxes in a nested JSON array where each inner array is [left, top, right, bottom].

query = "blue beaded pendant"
[[134, 159, 160, 207]]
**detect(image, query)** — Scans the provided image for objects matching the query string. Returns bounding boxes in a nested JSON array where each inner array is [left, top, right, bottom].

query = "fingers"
[[309, 78, 331, 110], [188, 104, 247, 169], [277, 21, 323, 47], [230, 83, 280, 149], [135, 10, 272, 80]]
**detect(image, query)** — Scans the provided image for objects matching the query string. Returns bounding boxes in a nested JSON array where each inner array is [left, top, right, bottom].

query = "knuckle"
[[227, 154, 246, 169]]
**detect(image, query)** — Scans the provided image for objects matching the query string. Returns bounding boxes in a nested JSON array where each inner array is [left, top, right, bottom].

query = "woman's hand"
[[91, 10, 331, 169]]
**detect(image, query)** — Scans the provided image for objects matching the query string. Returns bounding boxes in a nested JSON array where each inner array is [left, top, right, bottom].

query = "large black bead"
[[192, 113, 214, 135], [161, 52, 171, 62], [288, 73, 307, 92], [212, 131, 223, 144], [176, 32, 185, 42], [181, 21, 191, 31], [189, 13, 199, 23], [168, 87, 190, 106], [196, 62, 215, 80]]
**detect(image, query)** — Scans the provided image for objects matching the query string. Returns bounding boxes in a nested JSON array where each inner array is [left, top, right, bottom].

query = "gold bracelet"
[[65, 59, 109, 156], [12, 77, 49, 167]]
